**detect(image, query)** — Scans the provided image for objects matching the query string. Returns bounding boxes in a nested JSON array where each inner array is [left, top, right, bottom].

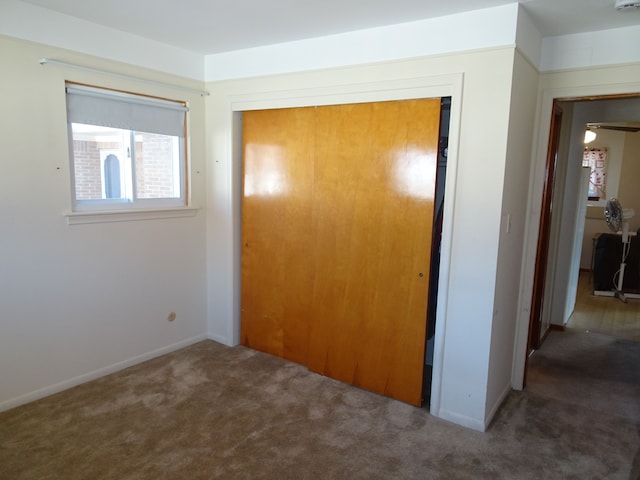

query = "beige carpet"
[[1, 330, 639, 479]]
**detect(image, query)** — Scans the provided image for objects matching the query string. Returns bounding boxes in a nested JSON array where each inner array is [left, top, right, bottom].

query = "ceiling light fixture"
[[615, 0, 640, 11], [584, 129, 597, 144]]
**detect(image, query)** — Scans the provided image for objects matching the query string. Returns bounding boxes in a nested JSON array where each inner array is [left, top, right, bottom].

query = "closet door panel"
[[307, 99, 440, 405], [241, 107, 315, 365]]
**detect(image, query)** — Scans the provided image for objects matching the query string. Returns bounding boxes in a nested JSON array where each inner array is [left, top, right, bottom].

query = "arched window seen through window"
[[104, 153, 121, 199]]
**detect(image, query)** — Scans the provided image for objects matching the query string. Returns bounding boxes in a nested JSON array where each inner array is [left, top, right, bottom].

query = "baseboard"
[[432, 381, 512, 433], [207, 332, 230, 345], [0, 334, 208, 413], [484, 383, 512, 430], [432, 408, 486, 432]]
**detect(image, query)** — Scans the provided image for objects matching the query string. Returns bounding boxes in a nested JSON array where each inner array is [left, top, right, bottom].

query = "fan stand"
[[614, 252, 628, 303]]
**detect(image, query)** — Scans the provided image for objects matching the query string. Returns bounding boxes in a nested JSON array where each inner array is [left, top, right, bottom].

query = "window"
[[583, 147, 607, 201], [66, 83, 188, 211]]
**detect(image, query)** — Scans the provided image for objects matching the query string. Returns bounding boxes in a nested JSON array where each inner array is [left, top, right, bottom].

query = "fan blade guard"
[[605, 198, 623, 233]]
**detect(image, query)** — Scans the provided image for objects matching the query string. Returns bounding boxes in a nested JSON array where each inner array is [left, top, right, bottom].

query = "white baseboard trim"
[[0, 334, 208, 413], [484, 384, 512, 430], [434, 408, 486, 432], [207, 332, 230, 345]]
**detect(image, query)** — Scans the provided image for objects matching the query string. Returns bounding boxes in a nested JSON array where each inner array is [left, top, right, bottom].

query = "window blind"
[[65, 84, 187, 137]]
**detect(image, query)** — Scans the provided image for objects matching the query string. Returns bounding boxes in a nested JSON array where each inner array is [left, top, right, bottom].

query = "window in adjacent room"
[[65, 83, 188, 211], [583, 147, 607, 201]]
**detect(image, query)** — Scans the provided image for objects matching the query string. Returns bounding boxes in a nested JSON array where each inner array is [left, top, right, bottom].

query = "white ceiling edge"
[[0, 0, 205, 81], [204, 4, 523, 83], [540, 24, 640, 72], [2, 0, 638, 83]]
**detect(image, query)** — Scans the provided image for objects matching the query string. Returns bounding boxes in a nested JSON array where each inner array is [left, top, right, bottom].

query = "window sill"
[[65, 207, 199, 225]]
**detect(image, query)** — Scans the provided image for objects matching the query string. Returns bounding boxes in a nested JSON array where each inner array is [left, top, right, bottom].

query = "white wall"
[[0, 0, 205, 80], [0, 36, 208, 411], [540, 25, 640, 72], [486, 49, 538, 421], [204, 4, 522, 81]]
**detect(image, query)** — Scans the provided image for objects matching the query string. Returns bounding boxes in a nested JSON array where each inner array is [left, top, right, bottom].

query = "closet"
[[241, 99, 441, 406]]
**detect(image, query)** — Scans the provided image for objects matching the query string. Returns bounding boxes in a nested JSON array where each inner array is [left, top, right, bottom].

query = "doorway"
[[525, 93, 640, 383]]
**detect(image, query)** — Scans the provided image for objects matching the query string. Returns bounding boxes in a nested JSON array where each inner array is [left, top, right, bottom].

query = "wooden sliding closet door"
[[307, 100, 440, 406], [241, 107, 315, 365], [241, 99, 440, 406]]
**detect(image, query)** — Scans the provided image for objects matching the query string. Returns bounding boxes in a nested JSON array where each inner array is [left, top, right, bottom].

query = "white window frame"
[[65, 83, 188, 213]]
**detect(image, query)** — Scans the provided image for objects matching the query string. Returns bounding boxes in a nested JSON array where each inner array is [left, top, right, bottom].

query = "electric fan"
[[601, 198, 635, 302]]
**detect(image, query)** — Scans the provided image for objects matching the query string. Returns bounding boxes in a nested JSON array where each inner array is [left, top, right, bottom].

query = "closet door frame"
[[226, 73, 463, 416]]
